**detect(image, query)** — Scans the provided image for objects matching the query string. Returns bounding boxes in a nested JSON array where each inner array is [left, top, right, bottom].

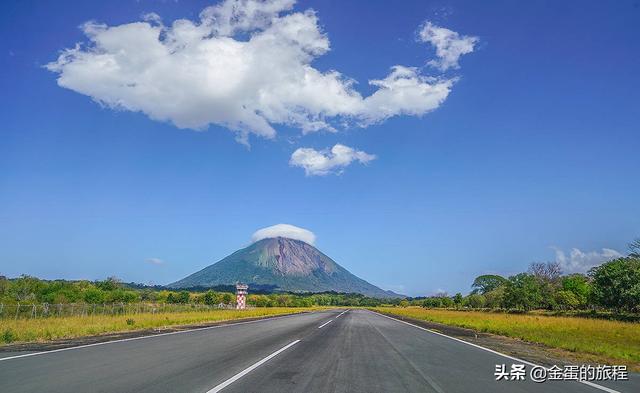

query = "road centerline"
[[318, 319, 334, 328], [205, 339, 301, 393]]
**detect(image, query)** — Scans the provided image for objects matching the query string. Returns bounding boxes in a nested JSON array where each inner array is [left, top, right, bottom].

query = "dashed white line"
[[318, 310, 347, 327], [206, 340, 300, 393], [372, 311, 621, 393], [318, 319, 333, 329]]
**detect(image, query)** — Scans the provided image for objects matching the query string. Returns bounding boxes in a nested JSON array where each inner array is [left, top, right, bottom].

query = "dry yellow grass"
[[375, 307, 640, 367], [0, 307, 316, 345]]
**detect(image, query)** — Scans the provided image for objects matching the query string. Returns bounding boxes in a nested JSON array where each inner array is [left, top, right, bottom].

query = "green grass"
[[374, 307, 640, 368], [0, 307, 317, 345]]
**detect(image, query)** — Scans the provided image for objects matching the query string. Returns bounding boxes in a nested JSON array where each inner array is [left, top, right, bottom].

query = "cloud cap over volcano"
[[251, 223, 316, 245]]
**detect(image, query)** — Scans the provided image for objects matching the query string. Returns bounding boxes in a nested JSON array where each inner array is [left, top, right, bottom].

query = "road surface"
[[1, 309, 637, 392]]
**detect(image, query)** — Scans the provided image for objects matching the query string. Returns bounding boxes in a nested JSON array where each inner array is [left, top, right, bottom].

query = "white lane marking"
[[318, 319, 333, 329], [206, 340, 300, 393], [372, 311, 621, 393], [335, 310, 348, 318], [0, 311, 325, 362]]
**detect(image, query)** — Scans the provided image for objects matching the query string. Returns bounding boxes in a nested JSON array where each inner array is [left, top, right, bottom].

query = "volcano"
[[169, 237, 400, 298]]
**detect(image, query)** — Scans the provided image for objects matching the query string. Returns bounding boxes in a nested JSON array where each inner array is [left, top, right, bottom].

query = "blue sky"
[[1, 0, 639, 296]]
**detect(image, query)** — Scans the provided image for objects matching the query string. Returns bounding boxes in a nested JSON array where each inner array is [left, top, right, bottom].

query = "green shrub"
[[2, 329, 16, 343]]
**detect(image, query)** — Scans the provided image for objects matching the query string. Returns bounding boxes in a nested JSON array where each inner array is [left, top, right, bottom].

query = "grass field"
[[0, 307, 316, 345], [374, 307, 640, 368]]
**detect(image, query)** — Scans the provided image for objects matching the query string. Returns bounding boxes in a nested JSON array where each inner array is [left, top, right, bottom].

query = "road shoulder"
[[370, 309, 635, 372], [0, 310, 314, 355]]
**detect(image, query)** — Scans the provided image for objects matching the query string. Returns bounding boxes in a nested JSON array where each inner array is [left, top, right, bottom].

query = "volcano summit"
[[169, 234, 399, 298]]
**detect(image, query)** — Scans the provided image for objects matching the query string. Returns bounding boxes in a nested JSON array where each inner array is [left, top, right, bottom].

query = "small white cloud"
[[251, 224, 316, 245], [45, 1, 472, 144], [553, 247, 622, 274], [418, 21, 478, 71], [381, 284, 406, 294], [289, 144, 376, 176], [146, 258, 165, 265], [434, 288, 448, 296]]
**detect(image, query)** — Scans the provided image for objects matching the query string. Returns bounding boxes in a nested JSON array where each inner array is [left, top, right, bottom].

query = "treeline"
[[418, 254, 640, 313], [246, 292, 384, 307], [0, 276, 145, 305], [0, 275, 392, 307]]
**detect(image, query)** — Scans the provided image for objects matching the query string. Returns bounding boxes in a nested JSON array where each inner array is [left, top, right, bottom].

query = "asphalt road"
[[1, 309, 637, 392]]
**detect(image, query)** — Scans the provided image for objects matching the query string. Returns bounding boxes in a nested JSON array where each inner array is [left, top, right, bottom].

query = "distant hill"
[[169, 237, 401, 298]]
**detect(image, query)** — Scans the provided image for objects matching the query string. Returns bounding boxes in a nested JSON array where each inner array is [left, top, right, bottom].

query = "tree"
[[465, 294, 486, 309], [166, 293, 176, 303], [96, 276, 121, 291], [422, 294, 454, 308], [453, 293, 463, 308], [203, 290, 218, 305], [439, 296, 454, 308], [589, 257, 640, 312], [250, 294, 270, 307], [529, 262, 562, 310], [221, 293, 234, 304], [502, 273, 543, 311], [0, 276, 8, 298], [83, 287, 105, 304], [561, 274, 591, 307], [529, 262, 562, 283], [106, 289, 139, 303], [484, 287, 505, 308], [422, 297, 442, 308], [10, 275, 43, 302], [629, 238, 640, 258], [177, 291, 190, 303], [471, 275, 507, 295], [554, 290, 580, 310]]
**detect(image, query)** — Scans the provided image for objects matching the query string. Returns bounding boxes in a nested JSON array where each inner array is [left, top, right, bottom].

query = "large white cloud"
[[46, 0, 475, 144], [553, 247, 622, 274], [418, 22, 478, 71], [251, 224, 316, 245], [289, 143, 376, 176]]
